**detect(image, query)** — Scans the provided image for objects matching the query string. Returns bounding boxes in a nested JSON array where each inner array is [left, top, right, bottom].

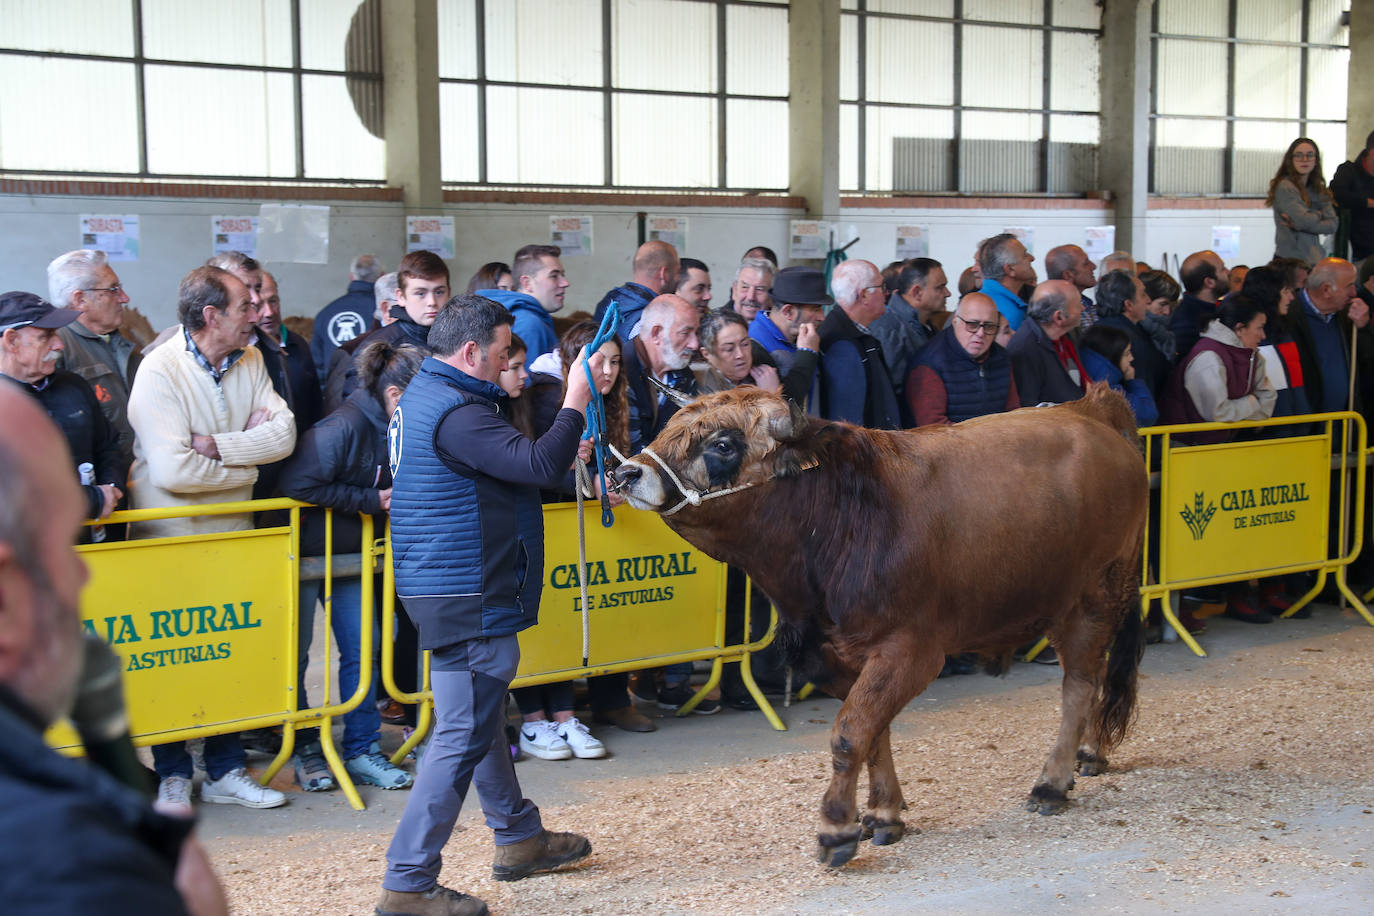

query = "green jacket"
[[55, 321, 143, 472]]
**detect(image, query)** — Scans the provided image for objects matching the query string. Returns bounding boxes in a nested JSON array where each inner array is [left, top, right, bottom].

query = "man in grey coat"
[[868, 258, 951, 407]]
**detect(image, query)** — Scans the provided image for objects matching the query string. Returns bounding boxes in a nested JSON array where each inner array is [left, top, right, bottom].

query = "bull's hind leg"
[[817, 642, 941, 867], [1027, 651, 1104, 816], [861, 726, 907, 846], [1078, 558, 1146, 779]]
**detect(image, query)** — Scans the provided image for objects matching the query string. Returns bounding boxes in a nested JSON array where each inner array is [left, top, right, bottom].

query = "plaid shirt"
[[183, 326, 244, 383]]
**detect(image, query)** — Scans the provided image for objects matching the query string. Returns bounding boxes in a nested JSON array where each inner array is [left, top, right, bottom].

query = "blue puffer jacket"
[[388, 359, 545, 648], [479, 289, 559, 360], [913, 325, 1013, 423]]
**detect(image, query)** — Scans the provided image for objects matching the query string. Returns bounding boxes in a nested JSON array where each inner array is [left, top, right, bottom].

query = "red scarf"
[[1052, 337, 1090, 392]]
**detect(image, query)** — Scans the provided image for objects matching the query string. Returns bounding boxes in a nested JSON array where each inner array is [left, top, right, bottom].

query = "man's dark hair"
[[1180, 256, 1218, 295], [1094, 269, 1138, 319], [178, 266, 234, 332], [397, 250, 450, 293], [512, 245, 561, 286], [1240, 265, 1286, 326], [1140, 269, 1181, 304], [743, 245, 778, 266], [897, 258, 941, 296], [205, 251, 261, 274], [427, 294, 514, 358], [677, 257, 709, 289], [355, 341, 424, 405]]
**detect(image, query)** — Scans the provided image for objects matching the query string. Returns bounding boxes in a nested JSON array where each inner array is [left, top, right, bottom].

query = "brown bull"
[[610, 384, 1149, 868]]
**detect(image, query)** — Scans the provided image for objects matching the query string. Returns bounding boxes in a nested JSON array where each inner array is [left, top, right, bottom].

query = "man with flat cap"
[[0, 291, 124, 540], [747, 265, 825, 413]]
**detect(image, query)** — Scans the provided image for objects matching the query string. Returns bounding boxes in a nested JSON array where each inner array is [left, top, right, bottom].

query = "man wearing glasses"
[[818, 259, 902, 429], [47, 249, 142, 473], [906, 292, 1019, 427], [1007, 279, 1091, 407]]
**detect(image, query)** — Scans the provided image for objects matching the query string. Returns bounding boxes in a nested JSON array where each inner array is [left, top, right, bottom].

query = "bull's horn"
[[647, 374, 694, 408]]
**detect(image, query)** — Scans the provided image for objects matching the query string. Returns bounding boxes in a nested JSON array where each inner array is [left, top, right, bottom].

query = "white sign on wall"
[[212, 216, 258, 258], [1211, 225, 1241, 261], [789, 220, 829, 260], [647, 216, 687, 252], [1083, 226, 1115, 263], [257, 204, 330, 264], [550, 215, 593, 256], [895, 225, 930, 260], [406, 216, 455, 259], [81, 214, 139, 262]]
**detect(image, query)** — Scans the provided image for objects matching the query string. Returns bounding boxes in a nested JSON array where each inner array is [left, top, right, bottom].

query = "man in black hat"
[[0, 291, 124, 539], [1332, 129, 1374, 266], [747, 265, 826, 413]]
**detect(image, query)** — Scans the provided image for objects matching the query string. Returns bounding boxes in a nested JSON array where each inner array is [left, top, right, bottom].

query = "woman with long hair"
[[1267, 137, 1336, 265], [464, 260, 513, 295]]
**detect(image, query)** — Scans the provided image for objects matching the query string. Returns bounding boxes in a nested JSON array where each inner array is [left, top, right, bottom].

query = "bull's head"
[[610, 388, 812, 514]]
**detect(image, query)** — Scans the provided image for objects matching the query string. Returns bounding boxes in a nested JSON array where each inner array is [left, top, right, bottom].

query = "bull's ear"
[[766, 398, 808, 442]]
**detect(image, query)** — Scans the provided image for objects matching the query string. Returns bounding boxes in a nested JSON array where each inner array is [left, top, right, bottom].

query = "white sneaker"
[[200, 767, 287, 809], [519, 720, 572, 760], [557, 717, 606, 759], [155, 775, 193, 817]]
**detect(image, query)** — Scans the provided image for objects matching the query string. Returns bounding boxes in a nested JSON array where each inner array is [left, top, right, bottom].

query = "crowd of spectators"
[[7, 136, 1374, 829]]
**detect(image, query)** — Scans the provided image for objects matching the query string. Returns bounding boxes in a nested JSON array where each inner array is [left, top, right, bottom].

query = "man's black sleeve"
[[435, 402, 584, 487]]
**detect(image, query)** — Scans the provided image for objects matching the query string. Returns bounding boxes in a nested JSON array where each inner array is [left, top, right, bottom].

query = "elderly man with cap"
[[0, 291, 124, 540], [747, 265, 825, 413]]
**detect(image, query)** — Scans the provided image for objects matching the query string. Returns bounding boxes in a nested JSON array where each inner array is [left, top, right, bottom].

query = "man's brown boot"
[[492, 830, 592, 881], [375, 885, 488, 916]]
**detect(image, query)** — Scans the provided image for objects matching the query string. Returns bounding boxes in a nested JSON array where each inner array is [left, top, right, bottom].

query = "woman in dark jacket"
[[280, 341, 423, 792], [1242, 263, 1312, 421]]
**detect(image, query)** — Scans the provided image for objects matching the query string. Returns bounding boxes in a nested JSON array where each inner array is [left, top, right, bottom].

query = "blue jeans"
[[297, 575, 382, 759], [152, 734, 244, 782]]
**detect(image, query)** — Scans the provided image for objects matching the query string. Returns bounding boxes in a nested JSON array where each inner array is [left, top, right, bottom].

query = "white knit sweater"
[[126, 328, 295, 538]]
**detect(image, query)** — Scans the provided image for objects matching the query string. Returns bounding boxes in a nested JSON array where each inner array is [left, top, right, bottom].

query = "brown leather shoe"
[[492, 830, 592, 882], [375, 885, 487, 916], [377, 698, 408, 725], [592, 705, 656, 733]]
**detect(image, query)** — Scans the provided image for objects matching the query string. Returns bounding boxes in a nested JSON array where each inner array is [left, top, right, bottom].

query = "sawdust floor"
[[202, 608, 1374, 915]]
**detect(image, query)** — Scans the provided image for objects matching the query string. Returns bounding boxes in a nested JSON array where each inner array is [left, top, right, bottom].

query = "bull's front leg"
[[862, 726, 907, 846], [816, 643, 940, 867]]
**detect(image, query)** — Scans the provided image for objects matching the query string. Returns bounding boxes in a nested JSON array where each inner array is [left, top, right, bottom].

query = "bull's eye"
[[712, 439, 735, 455]]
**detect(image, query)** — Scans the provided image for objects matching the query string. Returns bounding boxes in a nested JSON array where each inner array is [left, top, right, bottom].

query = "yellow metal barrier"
[[1140, 411, 1372, 657], [380, 501, 789, 767]]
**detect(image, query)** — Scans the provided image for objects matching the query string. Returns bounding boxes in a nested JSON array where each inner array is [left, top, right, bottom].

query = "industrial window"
[[437, 0, 790, 191], [0, 0, 385, 183], [1150, 0, 1351, 196], [839, 0, 1102, 195]]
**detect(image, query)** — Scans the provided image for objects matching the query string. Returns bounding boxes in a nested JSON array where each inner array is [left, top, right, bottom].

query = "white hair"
[[47, 249, 108, 308], [734, 257, 775, 284], [374, 272, 399, 320], [830, 260, 874, 307], [351, 253, 384, 283]]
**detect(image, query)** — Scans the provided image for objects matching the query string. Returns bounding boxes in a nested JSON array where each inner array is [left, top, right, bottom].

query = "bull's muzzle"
[[607, 463, 639, 491]]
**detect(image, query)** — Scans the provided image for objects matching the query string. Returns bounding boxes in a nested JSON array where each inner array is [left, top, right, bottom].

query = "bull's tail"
[[1064, 382, 1138, 442], [1095, 594, 1145, 752]]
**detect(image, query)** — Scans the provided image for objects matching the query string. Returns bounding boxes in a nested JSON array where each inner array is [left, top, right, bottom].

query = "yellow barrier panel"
[[1141, 412, 1373, 657]]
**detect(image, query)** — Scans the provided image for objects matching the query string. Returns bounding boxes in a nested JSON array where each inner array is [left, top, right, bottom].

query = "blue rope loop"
[[581, 303, 620, 527]]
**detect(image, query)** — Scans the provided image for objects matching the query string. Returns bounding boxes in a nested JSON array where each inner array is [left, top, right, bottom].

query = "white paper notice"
[[80, 214, 139, 262], [406, 216, 455, 259], [257, 204, 330, 264], [212, 216, 259, 258], [1211, 225, 1241, 261], [1083, 226, 1115, 263], [647, 216, 687, 252], [895, 225, 930, 260], [1003, 226, 1035, 256], [790, 220, 829, 260], [550, 216, 593, 257]]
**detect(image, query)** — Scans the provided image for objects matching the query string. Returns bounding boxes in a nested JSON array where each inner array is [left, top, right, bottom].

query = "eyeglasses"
[[954, 315, 999, 335], [862, 285, 885, 296], [84, 284, 124, 296], [1292, 151, 1317, 161]]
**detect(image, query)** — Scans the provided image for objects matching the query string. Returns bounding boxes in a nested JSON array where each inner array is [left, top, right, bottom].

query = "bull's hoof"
[[869, 821, 906, 846], [1077, 752, 1108, 778], [815, 828, 863, 868], [1025, 785, 1069, 816]]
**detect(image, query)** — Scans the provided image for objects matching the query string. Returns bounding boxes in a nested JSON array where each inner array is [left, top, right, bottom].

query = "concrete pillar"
[[789, 0, 841, 221], [382, 0, 442, 210], [1348, 0, 1374, 161], [1098, 0, 1152, 260]]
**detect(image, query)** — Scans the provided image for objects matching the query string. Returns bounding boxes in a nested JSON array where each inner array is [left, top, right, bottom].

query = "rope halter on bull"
[[633, 375, 820, 517], [571, 303, 620, 666]]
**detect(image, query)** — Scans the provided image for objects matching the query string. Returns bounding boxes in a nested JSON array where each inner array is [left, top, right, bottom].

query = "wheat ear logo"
[[1180, 492, 1217, 540]]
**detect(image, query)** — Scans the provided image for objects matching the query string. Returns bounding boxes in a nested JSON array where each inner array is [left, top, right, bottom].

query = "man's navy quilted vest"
[[388, 358, 543, 646], [917, 326, 1012, 423]]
